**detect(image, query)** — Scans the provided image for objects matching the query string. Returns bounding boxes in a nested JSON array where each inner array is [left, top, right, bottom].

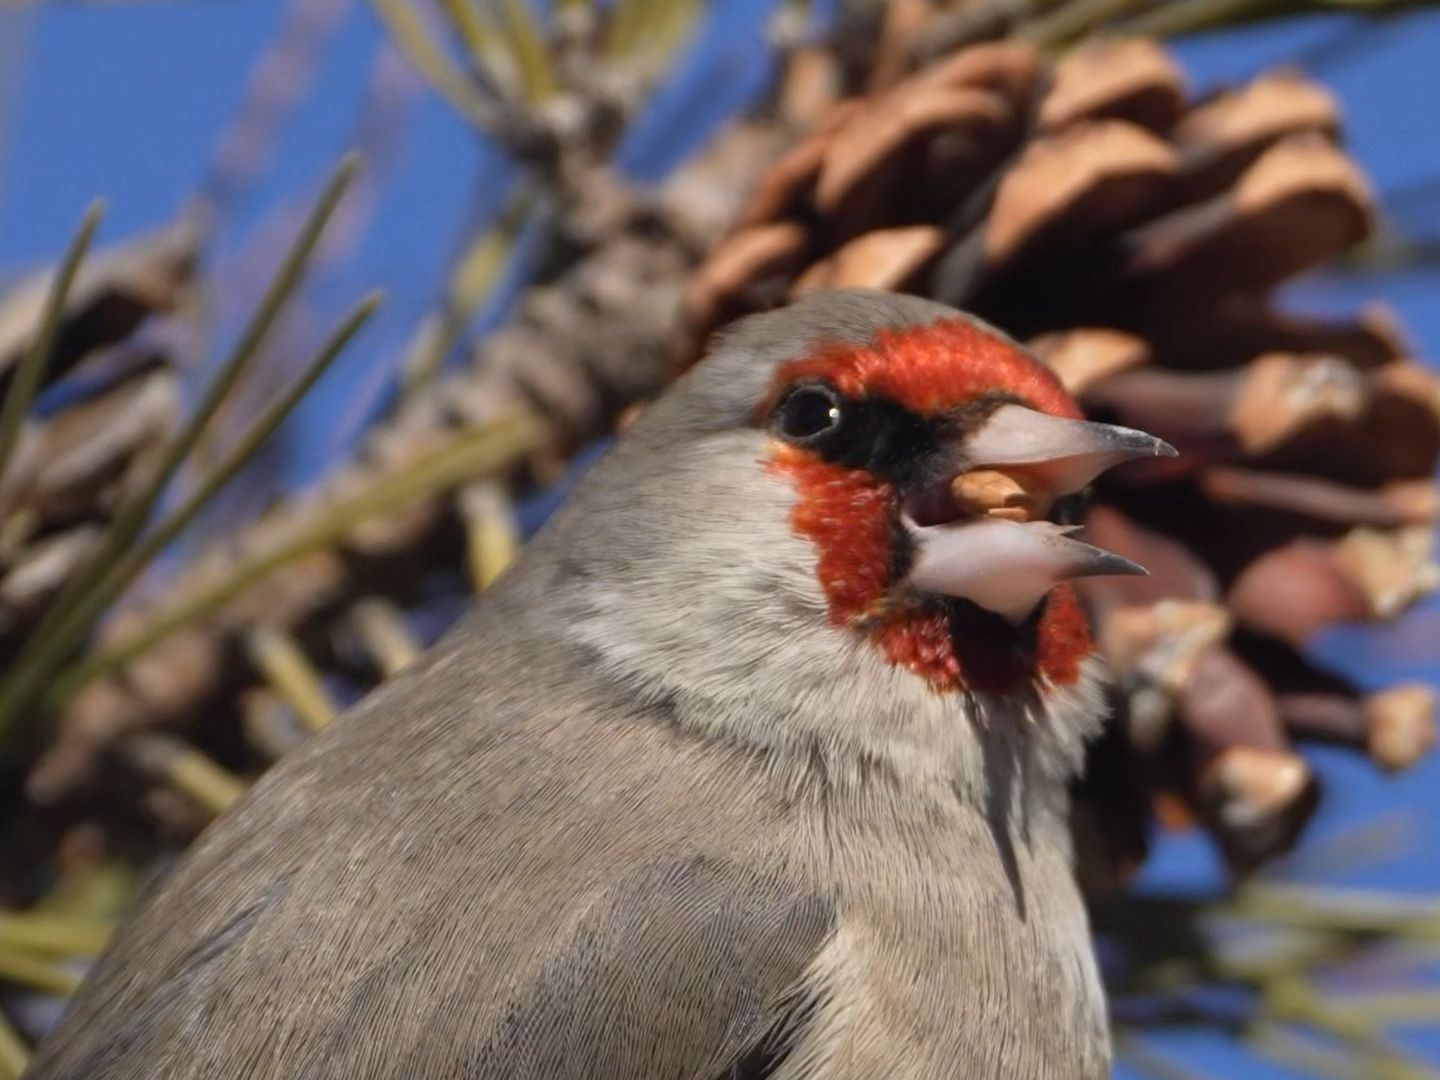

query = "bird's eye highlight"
[[776, 384, 843, 443]]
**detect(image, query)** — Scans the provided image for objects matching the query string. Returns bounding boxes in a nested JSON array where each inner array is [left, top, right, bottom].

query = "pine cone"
[[683, 38, 1440, 883]]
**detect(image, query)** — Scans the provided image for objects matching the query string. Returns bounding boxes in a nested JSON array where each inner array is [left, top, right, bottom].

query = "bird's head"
[[520, 290, 1172, 781], [751, 297, 1173, 696]]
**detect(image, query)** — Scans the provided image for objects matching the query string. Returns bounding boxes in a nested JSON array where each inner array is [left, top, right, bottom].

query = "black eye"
[[776, 383, 844, 443]]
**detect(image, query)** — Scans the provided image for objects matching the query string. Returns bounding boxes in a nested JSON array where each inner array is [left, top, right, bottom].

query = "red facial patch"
[[768, 317, 1084, 422], [767, 318, 1092, 693]]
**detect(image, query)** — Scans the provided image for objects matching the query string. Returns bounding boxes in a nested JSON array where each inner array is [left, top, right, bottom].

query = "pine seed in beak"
[[950, 469, 1054, 523]]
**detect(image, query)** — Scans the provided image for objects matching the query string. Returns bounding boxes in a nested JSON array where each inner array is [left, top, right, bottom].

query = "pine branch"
[[0, 157, 363, 746]]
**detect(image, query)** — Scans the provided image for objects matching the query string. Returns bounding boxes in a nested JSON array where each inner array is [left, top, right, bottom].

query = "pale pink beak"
[[902, 404, 1176, 623]]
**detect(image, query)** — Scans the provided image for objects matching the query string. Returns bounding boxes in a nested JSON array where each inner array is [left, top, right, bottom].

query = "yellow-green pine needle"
[[1234, 883, 1440, 939], [36, 861, 138, 923], [247, 624, 338, 733], [610, 0, 700, 70], [124, 733, 248, 817], [1343, 989, 1440, 1024], [605, 0, 650, 58], [46, 292, 381, 664], [402, 197, 525, 392], [1124, 0, 1423, 37], [494, 0, 557, 101], [369, 0, 505, 131], [0, 944, 82, 996], [0, 200, 104, 487], [48, 410, 548, 702], [1122, 0, 1260, 36], [1247, 1020, 1438, 1080], [437, 0, 515, 93], [0, 912, 113, 958], [1113, 1033, 1215, 1080], [348, 599, 422, 678], [462, 481, 519, 591], [646, 0, 703, 69], [0, 1008, 29, 1080], [0, 157, 360, 745], [438, 0, 492, 60]]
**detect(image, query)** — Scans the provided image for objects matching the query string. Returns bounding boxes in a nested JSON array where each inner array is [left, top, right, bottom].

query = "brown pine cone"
[[683, 38, 1440, 883]]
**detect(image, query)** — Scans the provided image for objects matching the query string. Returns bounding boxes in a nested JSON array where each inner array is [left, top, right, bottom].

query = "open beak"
[[902, 404, 1177, 623]]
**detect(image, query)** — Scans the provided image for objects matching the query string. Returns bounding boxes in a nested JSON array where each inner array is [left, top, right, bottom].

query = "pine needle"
[[246, 624, 338, 733], [436, 0, 502, 82], [491, 0, 557, 101], [461, 480, 519, 590], [48, 410, 548, 702], [59, 292, 381, 635], [368, 0, 507, 132], [402, 194, 528, 392], [1115, 1033, 1217, 1080], [122, 733, 248, 816], [347, 599, 422, 678], [1020, 0, 1153, 47], [0, 158, 362, 746], [0, 200, 104, 487], [0, 944, 82, 996], [0, 913, 112, 958], [0, 1008, 28, 1080]]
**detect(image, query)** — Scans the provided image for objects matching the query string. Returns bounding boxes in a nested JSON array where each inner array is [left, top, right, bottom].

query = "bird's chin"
[[899, 512, 1145, 626]]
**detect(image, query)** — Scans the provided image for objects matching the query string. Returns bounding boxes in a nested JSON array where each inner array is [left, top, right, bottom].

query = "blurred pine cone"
[[684, 37, 1440, 885]]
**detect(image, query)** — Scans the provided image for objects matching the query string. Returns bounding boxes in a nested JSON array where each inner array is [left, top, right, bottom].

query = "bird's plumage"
[[28, 291, 1118, 1080]]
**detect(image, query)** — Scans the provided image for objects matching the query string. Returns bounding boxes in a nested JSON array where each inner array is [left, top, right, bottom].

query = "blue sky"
[[2, 3, 1439, 1075]]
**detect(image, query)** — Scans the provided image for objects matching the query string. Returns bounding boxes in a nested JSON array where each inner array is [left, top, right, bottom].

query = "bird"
[[27, 289, 1176, 1080]]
